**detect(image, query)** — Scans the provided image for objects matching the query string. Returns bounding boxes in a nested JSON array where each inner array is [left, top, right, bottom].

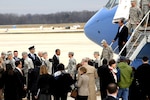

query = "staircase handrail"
[[126, 34, 142, 57], [118, 10, 150, 57], [109, 42, 114, 47], [109, 42, 119, 52]]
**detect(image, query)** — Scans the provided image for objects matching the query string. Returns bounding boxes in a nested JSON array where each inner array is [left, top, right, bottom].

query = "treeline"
[[0, 10, 97, 25]]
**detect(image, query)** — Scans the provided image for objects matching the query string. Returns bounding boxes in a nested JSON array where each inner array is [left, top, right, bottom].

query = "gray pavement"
[[0, 32, 102, 100], [0, 33, 102, 65]]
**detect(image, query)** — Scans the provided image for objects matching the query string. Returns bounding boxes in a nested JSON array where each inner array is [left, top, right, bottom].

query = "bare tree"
[[0, 11, 96, 25]]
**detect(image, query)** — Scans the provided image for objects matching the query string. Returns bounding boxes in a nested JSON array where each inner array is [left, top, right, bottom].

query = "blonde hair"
[[79, 67, 87, 73], [40, 65, 48, 75]]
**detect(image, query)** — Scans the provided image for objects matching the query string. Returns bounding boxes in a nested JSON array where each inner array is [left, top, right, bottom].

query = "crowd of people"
[[0, 0, 150, 100], [0, 44, 149, 100], [0, 46, 75, 100]]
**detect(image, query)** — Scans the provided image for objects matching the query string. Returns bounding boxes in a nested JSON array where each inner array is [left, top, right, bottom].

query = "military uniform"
[[140, 0, 150, 15], [127, 6, 143, 39], [129, 6, 143, 25], [101, 46, 113, 62], [140, 0, 150, 26], [42, 59, 53, 75], [66, 57, 76, 78], [4, 59, 16, 69]]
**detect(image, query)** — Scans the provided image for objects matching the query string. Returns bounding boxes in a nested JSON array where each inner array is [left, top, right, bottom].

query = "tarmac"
[[0, 32, 102, 100], [0, 32, 102, 66]]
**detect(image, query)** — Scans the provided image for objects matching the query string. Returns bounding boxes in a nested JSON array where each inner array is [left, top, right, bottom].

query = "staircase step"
[[127, 46, 136, 53], [127, 51, 133, 58], [139, 26, 150, 31]]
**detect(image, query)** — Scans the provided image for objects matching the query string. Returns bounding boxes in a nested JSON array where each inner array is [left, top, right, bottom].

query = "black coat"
[[28, 67, 40, 94], [114, 25, 128, 46], [114, 25, 128, 56], [36, 74, 54, 94], [135, 63, 150, 93], [53, 72, 74, 96], [98, 64, 116, 99], [28, 53, 42, 67], [98, 65, 116, 90], [0, 71, 18, 100], [52, 55, 59, 73], [14, 68, 26, 99], [103, 96, 118, 100]]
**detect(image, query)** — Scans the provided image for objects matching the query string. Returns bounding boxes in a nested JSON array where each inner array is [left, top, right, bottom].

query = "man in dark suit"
[[135, 56, 150, 100], [103, 83, 118, 100], [98, 59, 116, 100], [113, 19, 128, 56], [14, 60, 27, 100], [13, 50, 21, 61], [52, 49, 60, 73], [28, 46, 42, 67]]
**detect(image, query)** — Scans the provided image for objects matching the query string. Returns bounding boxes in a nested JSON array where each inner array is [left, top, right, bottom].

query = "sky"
[[0, 0, 108, 15]]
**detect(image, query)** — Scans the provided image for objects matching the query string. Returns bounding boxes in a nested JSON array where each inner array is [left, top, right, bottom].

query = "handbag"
[[70, 87, 78, 98]]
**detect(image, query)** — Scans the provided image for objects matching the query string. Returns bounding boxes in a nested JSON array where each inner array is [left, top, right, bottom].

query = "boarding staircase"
[[112, 10, 150, 61]]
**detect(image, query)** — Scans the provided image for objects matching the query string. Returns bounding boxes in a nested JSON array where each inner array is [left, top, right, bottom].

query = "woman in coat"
[[76, 67, 89, 100], [0, 57, 4, 100], [0, 64, 18, 100], [35, 65, 54, 100]]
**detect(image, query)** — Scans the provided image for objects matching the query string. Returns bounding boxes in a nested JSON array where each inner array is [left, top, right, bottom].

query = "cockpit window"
[[105, 0, 119, 9]]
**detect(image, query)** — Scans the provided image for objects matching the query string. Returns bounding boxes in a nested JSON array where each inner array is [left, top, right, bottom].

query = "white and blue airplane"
[[84, 0, 150, 68]]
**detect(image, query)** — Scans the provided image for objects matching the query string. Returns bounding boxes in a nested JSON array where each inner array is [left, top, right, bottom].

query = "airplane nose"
[[84, 6, 119, 49]]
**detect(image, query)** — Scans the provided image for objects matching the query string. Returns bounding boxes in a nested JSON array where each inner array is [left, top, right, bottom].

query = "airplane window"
[[105, 0, 119, 9]]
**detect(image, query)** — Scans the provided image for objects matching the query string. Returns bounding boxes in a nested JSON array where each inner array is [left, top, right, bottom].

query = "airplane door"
[[113, 0, 131, 23]]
